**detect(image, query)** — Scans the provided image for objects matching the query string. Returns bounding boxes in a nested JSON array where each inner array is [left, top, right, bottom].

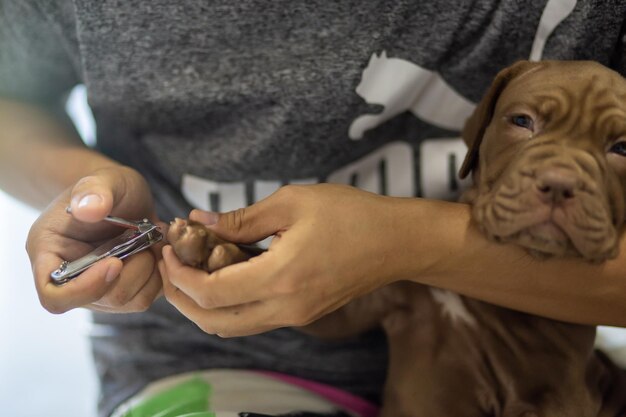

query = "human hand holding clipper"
[[27, 166, 165, 313]]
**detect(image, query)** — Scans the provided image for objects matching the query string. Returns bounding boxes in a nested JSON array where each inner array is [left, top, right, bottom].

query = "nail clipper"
[[50, 208, 163, 285]]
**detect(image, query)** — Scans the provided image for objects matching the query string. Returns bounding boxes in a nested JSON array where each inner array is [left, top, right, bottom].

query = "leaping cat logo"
[[349, 0, 577, 141], [348, 51, 476, 140]]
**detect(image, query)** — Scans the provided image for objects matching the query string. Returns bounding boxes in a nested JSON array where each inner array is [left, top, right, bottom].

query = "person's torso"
[[65, 0, 625, 218]]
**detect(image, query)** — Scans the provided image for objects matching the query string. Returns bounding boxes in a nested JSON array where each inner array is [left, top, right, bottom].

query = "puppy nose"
[[535, 168, 578, 203]]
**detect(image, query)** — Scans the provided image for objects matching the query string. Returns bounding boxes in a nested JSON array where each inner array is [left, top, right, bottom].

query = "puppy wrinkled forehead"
[[504, 63, 624, 101], [459, 60, 626, 179], [499, 64, 626, 140]]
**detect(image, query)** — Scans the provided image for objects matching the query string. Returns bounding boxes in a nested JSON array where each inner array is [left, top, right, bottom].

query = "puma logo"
[[348, 0, 576, 141], [348, 51, 476, 140]]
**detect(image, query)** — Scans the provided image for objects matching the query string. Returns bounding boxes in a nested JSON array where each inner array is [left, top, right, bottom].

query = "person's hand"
[[27, 165, 164, 313], [159, 184, 403, 337]]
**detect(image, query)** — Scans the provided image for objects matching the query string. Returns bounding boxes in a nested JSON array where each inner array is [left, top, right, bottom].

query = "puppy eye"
[[510, 114, 534, 131], [609, 141, 626, 157]]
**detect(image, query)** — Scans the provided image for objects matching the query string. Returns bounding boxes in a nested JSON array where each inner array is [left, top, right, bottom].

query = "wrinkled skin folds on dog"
[[461, 60, 626, 261]]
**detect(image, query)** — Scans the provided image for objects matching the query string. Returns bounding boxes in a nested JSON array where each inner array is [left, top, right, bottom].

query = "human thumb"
[[69, 172, 117, 223]]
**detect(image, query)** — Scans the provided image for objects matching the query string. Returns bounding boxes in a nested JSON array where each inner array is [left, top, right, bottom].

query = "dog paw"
[[207, 242, 251, 272], [167, 218, 251, 272]]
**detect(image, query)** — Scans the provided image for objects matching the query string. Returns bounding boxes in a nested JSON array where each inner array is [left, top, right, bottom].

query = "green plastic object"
[[120, 377, 213, 417]]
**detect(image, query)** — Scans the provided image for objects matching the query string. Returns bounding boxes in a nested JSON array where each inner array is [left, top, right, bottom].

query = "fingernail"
[[105, 264, 119, 283], [73, 194, 103, 209]]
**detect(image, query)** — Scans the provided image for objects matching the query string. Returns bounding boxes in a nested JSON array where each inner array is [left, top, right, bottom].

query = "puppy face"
[[461, 61, 626, 261]]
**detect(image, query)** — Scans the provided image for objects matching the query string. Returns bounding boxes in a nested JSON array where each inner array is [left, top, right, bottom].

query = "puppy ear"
[[459, 60, 539, 179]]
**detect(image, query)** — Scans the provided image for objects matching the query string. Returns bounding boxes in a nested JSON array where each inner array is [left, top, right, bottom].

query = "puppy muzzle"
[[473, 146, 619, 261]]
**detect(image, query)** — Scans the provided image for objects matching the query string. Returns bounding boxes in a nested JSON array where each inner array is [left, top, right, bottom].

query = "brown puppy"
[[168, 61, 626, 417]]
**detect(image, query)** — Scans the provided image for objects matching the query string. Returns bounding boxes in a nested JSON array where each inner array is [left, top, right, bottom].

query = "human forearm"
[[391, 198, 626, 327], [0, 99, 119, 209], [156, 183, 626, 336]]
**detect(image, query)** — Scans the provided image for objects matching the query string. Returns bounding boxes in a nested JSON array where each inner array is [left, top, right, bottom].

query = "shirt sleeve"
[[0, 0, 80, 107]]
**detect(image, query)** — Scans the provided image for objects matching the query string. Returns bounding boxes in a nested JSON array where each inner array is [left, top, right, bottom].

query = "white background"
[[0, 86, 98, 417], [0, 191, 98, 417]]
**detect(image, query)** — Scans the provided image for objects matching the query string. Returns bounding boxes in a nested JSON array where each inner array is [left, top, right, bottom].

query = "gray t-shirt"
[[2, 1, 625, 416]]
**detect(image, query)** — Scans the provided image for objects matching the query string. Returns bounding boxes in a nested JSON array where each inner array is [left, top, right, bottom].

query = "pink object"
[[257, 370, 380, 417]]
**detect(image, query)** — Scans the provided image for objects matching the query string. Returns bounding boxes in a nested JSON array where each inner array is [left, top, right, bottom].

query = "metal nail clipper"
[[50, 208, 163, 285]]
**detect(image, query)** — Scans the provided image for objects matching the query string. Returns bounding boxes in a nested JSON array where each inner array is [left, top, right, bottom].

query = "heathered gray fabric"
[[1, 1, 625, 416]]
